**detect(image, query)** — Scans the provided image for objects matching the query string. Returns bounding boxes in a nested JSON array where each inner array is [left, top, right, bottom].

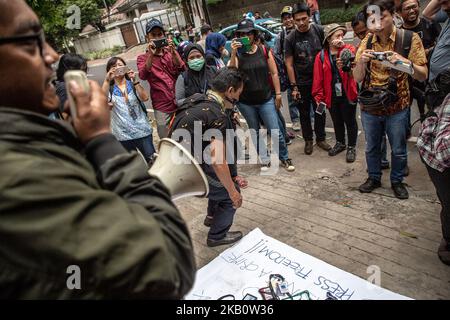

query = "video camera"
[[339, 48, 355, 72]]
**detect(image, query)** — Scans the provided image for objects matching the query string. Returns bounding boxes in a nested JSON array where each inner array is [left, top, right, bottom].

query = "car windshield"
[[256, 20, 282, 34]]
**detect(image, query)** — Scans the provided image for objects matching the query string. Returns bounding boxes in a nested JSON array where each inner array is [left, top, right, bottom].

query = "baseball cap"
[[146, 19, 164, 34], [281, 6, 293, 17]]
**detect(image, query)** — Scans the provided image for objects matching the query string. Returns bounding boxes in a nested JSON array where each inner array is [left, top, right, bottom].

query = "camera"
[[153, 38, 168, 49], [372, 52, 388, 61], [340, 48, 355, 72], [114, 66, 129, 77]]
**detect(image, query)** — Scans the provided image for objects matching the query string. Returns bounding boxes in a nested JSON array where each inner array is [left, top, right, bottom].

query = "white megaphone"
[[147, 138, 209, 200]]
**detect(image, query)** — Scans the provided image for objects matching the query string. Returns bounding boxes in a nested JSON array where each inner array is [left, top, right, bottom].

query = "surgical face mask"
[[188, 57, 205, 71]]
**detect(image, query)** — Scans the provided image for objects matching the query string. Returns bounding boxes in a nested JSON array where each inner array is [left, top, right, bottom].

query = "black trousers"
[[425, 164, 450, 243], [207, 183, 239, 241], [329, 99, 358, 147], [296, 85, 326, 142]]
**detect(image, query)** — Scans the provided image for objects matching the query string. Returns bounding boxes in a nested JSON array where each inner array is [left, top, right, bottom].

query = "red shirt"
[[312, 44, 358, 108], [137, 49, 185, 113]]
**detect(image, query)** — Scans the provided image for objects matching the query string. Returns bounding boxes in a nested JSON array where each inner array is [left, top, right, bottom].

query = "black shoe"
[[328, 142, 346, 156], [381, 162, 390, 170], [359, 178, 381, 193], [285, 136, 292, 145], [207, 231, 243, 247], [438, 239, 450, 266], [346, 146, 356, 163], [391, 182, 409, 199], [305, 140, 313, 155], [404, 165, 410, 177], [203, 215, 213, 227]]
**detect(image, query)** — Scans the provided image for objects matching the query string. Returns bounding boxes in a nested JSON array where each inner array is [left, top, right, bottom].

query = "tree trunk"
[[180, 0, 192, 26]]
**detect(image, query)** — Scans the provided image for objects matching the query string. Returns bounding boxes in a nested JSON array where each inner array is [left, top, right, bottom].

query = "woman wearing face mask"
[[175, 43, 218, 106], [312, 24, 358, 163], [205, 33, 228, 70], [229, 19, 295, 173], [102, 57, 156, 164]]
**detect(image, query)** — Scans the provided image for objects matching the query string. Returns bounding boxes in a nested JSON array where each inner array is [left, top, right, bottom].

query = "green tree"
[[27, 0, 106, 51]]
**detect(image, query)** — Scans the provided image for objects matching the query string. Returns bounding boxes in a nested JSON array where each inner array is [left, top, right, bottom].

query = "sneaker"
[[207, 231, 243, 247], [203, 215, 213, 227], [292, 121, 301, 131], [317, 140, 332, 151], [359, 178, 381, 193], [285, 136, 292, 145], [281, 159, 295, 172], [260, 162, 271, 172], [391, 182, 409, 199], [328, 142, 346, 156], [346, 146, 356, 163], [287, 131, 295, 140], [305, 140, 313, 155]]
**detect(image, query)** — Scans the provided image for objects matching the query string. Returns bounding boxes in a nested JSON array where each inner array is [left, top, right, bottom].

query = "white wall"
[[74, 29, 126, 54]]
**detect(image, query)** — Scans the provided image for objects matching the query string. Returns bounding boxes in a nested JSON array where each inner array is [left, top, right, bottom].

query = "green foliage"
[[206, 0, 224, 4], [319, 5, 365, 25], [26, 0, 105, 51], [84, 45, 124, 60]]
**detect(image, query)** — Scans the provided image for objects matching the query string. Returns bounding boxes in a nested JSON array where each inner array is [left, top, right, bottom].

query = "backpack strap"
[[395, 28, 413, 60], [362, 34, 374, 89], [131, 82, 148, 115]]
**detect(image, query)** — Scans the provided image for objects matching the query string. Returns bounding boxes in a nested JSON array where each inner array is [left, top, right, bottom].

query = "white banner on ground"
[[186, 228, 410, 300]]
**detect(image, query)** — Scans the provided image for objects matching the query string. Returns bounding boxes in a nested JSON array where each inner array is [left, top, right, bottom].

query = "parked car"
[[218, 19, 281, 64]]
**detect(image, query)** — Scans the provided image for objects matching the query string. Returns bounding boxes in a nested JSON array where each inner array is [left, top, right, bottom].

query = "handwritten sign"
[[185, 228, 410, 300]]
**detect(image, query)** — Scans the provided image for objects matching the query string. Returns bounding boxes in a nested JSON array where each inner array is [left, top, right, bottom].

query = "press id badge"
[[335, 82, 343, 97]]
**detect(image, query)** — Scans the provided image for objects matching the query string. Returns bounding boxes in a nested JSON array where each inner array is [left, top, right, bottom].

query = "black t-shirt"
[[284, 24, 324, 87], [238, 46, 272, 105], [403, 17, 441, 52], [170, 96, 237, 184]]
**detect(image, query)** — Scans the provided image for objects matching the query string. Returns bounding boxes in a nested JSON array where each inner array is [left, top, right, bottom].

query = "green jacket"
[[0, 107, 196, 299]]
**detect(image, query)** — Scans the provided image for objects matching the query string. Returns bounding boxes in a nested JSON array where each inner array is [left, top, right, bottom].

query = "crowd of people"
[[0, 0, 449, 298]]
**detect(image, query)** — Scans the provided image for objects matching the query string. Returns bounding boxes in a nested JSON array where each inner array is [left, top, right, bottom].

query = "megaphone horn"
[[148, 138, 209, 200]]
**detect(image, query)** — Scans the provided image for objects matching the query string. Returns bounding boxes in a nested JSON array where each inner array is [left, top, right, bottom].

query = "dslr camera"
[[372, 52, 388, 61]]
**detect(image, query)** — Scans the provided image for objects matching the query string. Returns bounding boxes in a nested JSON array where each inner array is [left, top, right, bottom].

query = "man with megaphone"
[[170, 68, 245, 247]]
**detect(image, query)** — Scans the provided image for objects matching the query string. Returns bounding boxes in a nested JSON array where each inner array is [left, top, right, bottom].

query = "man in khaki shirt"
[[353, 0, 428, 200]]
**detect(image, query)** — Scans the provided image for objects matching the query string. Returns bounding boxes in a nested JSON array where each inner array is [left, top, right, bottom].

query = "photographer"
[[0, 0, 195, 298], [312, 24, 359, 163], [399, 0, 442, 121], [102, 57, 156, 164], [353, 0, 428, 200], [137, 19, 185, 139], [417, 69, 450, 266]]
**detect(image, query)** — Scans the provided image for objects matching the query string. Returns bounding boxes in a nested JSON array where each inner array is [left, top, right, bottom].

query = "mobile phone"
[[64, 70, 90, 121], [237, 36, 251, 54], [153, 38, 168, 49], [316, 102, 327, 115], [114, 66, 129, 77]]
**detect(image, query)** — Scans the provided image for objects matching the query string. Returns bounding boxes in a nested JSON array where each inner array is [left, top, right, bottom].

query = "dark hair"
[[352, 10, 367, 28], [56, 53, 87, 81], [106, 56, 127, 72], [106, 57, 129, 84], [211, 67, 245, 93], [398, 0, 419, 11], [292, 2, 310, 17], [368, 0, 396, 14]]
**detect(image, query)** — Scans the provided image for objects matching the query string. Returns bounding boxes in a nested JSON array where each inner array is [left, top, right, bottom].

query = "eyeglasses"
[[0, 30, 45, 57], [402, 4, 419, 12]]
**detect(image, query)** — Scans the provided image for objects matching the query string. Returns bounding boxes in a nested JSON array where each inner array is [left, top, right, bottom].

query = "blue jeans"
[[238, 97, 289, 162], [120, 134, 156, 163], [287, 88, 300, 123], [361, 108, 409, 183]]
